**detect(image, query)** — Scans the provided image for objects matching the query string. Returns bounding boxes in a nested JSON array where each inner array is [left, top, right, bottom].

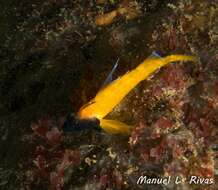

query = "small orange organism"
[[95, 0, 141, 26]]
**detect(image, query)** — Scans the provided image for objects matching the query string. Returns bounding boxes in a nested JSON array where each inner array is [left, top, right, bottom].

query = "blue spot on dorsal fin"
[[149, 51, 162, 58]]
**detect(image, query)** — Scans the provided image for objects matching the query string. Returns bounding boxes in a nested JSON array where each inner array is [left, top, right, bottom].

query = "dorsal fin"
[[101, 58, 119, 88], [101, 52, 159, 89], [149, 51, 162, 58]]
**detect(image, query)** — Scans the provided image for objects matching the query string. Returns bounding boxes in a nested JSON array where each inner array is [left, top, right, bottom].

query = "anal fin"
[[100, 119, 132, 135]]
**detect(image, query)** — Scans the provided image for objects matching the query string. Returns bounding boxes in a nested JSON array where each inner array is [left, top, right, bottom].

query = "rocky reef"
[[0, 0, 217, 189]]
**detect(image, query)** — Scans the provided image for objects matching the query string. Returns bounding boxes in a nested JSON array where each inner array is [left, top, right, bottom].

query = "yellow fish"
[[77, 54, 196, 135]]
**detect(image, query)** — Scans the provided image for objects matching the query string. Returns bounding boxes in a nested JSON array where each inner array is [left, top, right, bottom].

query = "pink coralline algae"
[[46, 127, 62, 145], [33, 154, 48, 177], [31, 118, 62, 145], [50, 150, 81, 190], [94, 168, 124, 189], [129, 122, 147, 146], [151, 117, 174, 138], [167, 27, 188, 51], [31, 118, 81, 190], [152, 63, 191, 101]]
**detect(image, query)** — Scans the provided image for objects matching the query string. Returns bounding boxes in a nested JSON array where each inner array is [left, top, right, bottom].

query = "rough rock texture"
[[0, 0, 217, 189]]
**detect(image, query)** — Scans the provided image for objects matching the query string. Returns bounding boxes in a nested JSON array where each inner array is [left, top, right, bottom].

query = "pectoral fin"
[[100, 119, 132, 134]]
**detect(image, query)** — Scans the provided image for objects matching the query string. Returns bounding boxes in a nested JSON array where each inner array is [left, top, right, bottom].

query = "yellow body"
[[78, 55, 196, 134]]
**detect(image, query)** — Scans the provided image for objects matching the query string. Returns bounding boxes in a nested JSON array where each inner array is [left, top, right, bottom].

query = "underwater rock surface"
[[0, 0, 217, 189]]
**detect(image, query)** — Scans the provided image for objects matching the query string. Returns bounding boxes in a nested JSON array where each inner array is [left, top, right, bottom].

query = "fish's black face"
[[63, 113, 101, 132]]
